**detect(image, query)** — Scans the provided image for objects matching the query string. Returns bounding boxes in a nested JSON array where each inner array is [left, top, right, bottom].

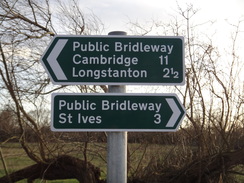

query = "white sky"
[[79, 0, 244, 34], [79, 0, 244, 59]]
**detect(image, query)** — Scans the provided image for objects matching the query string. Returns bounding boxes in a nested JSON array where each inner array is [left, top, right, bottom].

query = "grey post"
[[107, 31, 128, 183]]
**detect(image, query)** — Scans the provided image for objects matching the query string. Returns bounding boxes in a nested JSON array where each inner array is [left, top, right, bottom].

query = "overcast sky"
[[77, 0, 244, 63], [79, 0, 244, 34]]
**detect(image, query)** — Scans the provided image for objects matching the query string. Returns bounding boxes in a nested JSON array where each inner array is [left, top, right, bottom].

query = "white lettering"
[[73, 54, 81, 64], [101, 100, 162, 113], [73, 42, 80, 51], [59, 113, 66, 123], [167, 45, 173, 54], [59, 100, 66, 110], [115, 42, 123, 52], [73, 42, 110, 52], [102, 100, 110, 110], [78, 115, 102, 124], [59, 113, 72, 123], [155, 103, 162, 113]]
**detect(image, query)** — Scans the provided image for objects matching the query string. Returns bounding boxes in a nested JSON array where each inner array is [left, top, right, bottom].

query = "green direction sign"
[[41, 36, 184, 85], [51, 93, 185, 132]]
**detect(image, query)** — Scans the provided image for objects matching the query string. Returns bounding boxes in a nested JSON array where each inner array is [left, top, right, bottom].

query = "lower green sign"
[[51, 93, 185, 132]]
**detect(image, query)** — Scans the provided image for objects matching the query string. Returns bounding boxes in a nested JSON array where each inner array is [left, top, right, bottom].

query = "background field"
[[2, 139, 244, 182], [0, 142, 171, 182]]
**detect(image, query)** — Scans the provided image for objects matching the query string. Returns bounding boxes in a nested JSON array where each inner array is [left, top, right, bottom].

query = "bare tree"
[[0, 0, 106, 182], [127, 4, 244, 182]]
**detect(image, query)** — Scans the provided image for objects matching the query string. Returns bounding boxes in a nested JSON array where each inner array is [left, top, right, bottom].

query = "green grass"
[[16, 179, 79, 183], [0, 143, 106, 183], [0, 142, 168, 182], [2, 142, 244, 182]]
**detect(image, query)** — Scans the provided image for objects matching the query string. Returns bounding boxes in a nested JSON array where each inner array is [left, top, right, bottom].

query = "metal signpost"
[[40, 35, 184, 85], [107, 84, 127, 183], [107, 31, 127, 183], [40, 31, 185, 183]]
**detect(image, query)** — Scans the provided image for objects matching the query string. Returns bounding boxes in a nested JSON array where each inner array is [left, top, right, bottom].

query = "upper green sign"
[[41, 36, 184, 85]]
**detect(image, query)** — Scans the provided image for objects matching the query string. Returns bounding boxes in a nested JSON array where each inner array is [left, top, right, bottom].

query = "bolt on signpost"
[[40, 30, 185, 183]]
